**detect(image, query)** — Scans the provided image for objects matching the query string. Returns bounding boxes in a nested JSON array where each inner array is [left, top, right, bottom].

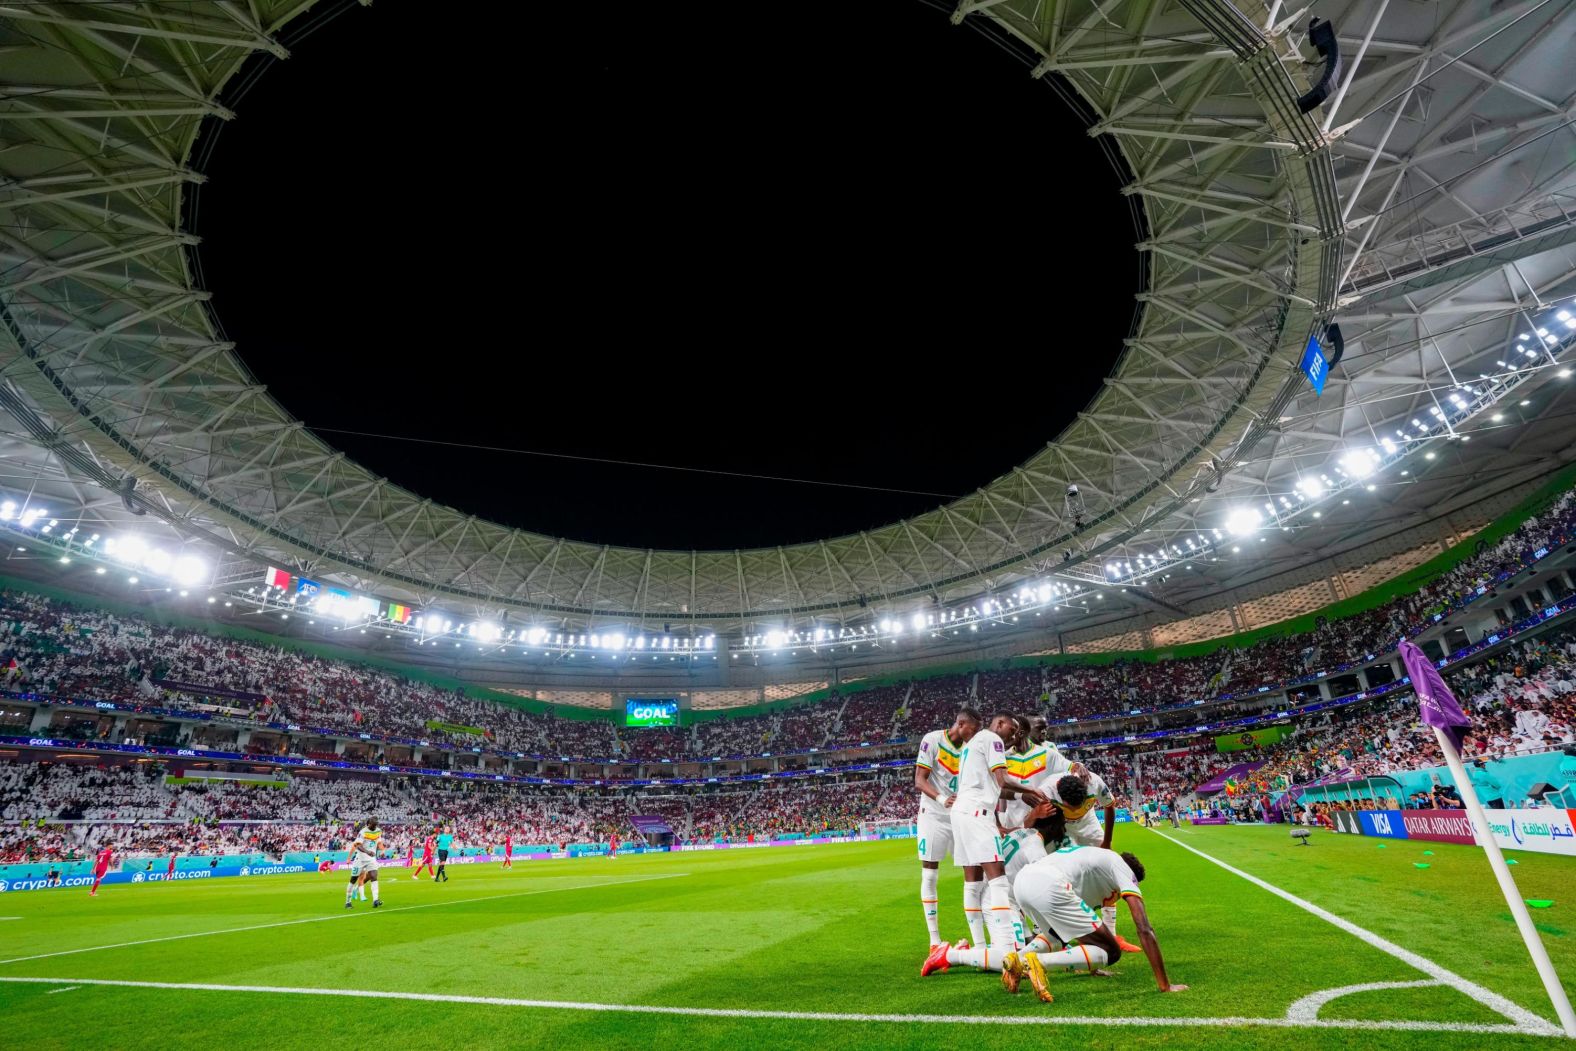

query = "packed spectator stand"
[[2, 483, 1575, 865]]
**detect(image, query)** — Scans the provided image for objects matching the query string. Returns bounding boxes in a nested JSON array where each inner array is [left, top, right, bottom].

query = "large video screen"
[[625, 698, 680, 728]]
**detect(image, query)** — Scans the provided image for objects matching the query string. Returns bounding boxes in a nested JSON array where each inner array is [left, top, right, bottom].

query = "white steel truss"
[[0, 0, 1571, 659]]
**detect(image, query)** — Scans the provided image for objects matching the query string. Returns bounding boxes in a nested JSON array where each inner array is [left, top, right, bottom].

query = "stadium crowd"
[[0, 483, 1572, 867], [0, 760, 909, 864], [0, 480, 1571, 772]]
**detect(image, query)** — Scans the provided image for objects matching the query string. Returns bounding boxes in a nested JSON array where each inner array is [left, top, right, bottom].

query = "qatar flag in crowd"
[[1399, 638, 1470, 751]]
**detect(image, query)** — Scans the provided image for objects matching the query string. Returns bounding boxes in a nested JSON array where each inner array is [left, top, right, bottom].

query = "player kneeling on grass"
[[922, 842, 1184, 1001]]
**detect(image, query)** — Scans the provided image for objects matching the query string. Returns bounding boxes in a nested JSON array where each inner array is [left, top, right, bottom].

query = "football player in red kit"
[[89, 846, 114, 896], [411, 833, 436, 879]]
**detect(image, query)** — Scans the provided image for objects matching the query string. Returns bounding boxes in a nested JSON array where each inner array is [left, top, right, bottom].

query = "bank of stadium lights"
[[1205, 312, 1573, 543], [736, 580, 1087, 654], [0, 503, 211, 589]]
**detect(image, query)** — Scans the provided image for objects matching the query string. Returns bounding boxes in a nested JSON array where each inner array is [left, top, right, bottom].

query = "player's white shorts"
[[1013, 860, 1106, 945], [350, 853, 377, 877], [1066, 816, 1104, 848], [917, 811, 954, 863], [1002, 827, 1047, 881], [951, 809, 1003, 867]]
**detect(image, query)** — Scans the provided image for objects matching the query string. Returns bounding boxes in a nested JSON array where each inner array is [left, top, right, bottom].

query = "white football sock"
[[1037, 944, 1111, 972], [945, 945, 1000, 971], [1023, 932, 1056, 954], [1102, 904, 1117, 934], [1006, 885, 1027, 946], [357, 884, 366, 901], [344, 882, 355, 903], [985, 876, 1017, 950], [369, 878, 379, 903], [921, 868, 941, 945], [963, 880, 986, 947]]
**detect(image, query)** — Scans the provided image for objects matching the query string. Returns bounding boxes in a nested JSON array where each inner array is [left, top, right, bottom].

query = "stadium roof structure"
[[1, 0, 1574, 664]]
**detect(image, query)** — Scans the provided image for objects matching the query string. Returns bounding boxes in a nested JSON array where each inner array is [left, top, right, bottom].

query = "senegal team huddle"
[[914, 708, 1186, 1002]]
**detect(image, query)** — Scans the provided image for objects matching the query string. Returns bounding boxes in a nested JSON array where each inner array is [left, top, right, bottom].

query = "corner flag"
[[1399, 639, 1470, 751]]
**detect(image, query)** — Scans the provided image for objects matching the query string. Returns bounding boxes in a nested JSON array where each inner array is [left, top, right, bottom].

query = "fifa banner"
[[1216, 726, 1289, 753]]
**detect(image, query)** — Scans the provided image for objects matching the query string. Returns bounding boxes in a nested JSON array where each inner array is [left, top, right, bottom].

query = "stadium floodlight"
[[1296, 476, 1325, 498], [173, 555, 206, 586], [763, 630, 786, 649], [0, 501, 13, 520], [19, 507, 43, 527], [1224, 507, 1262, 536], [607, 633, 625, 650], [142, 547, 172, 575], [1339, 448, 1380, 478], [477, 622, 502, 643]]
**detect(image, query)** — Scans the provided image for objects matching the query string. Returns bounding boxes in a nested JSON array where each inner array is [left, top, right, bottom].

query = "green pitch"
[[4, 825, 1576, 1049]]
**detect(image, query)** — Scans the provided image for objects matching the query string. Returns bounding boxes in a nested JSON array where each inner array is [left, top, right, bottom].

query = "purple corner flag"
[[1400, 638, 1471, 752]]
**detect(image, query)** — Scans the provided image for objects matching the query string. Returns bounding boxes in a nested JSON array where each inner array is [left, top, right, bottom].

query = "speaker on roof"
[[1324, 322, 1345, 370], [1297, 18, 1342, 115], [119, 475, 146, 516]]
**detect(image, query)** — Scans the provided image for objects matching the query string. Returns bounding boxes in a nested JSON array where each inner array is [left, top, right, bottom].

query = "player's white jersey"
[[1058, 770, 1116, 845], [1037, 843, 1141, 908], [952, 729, 1008, 813], [1000, 743, 1075, 827], [914, 730, 963, 816], [354, 826, 382, 865]]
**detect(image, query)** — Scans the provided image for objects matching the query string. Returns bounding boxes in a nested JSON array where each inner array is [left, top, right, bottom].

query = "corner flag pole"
[[1431, 725, 1576, 1037]]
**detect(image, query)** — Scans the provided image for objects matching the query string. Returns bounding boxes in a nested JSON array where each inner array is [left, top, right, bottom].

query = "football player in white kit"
[[1031, 773, 1143, 953], [921, 712, 1046, 974], [344, 817, 384, 909], [926, 844, 1187, 1002], [914, 708, 979, 948], [1000, 718, 1076, 879]]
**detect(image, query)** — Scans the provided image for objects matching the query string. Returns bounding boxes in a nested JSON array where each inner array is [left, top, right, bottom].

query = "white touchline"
[[43, 985, 79, 994], [1150, 829, 1560, 1035], [1286, 980, 1442, 1022], [0, 977, 1558, 1036], [0, 873, 687, 966]]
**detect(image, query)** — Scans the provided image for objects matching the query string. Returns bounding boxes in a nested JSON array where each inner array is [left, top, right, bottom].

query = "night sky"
[[192, 0, 1137, 551]]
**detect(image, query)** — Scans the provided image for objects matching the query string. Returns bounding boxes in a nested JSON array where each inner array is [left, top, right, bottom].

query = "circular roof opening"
[[195, 2, 1139, 550]]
